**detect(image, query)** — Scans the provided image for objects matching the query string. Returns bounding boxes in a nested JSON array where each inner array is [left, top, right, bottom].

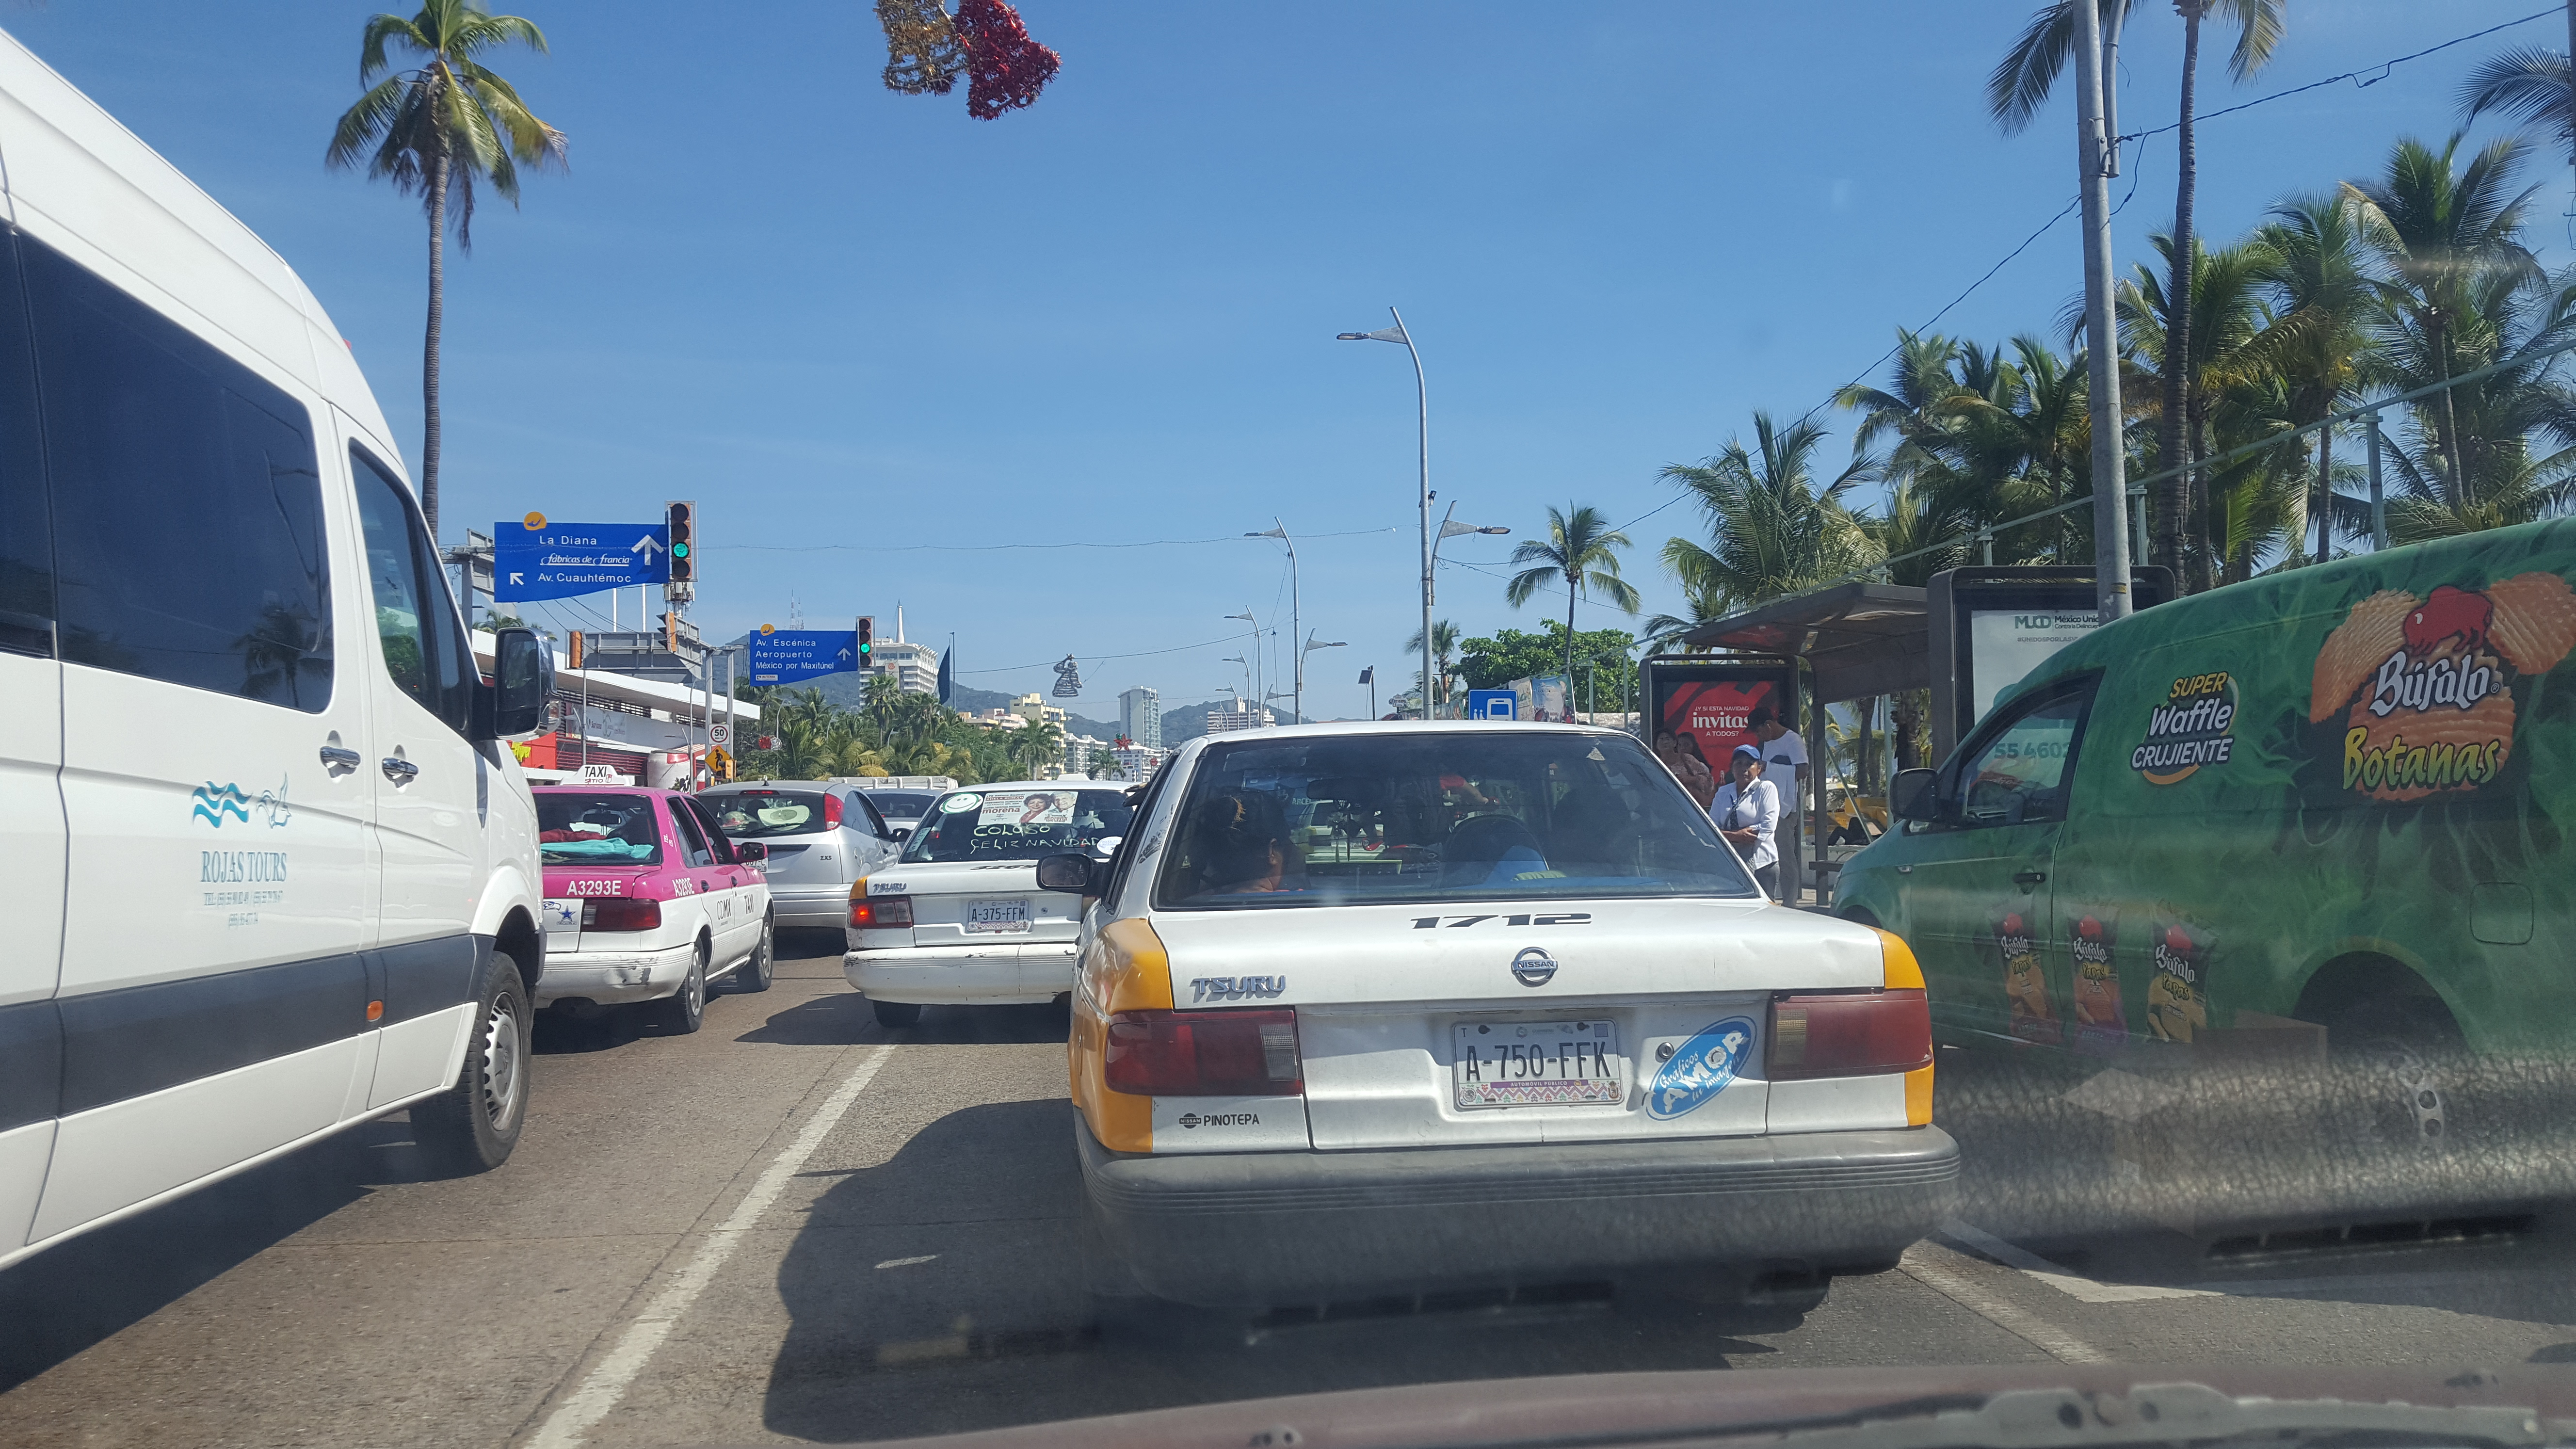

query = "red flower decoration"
[[954, 0, 1061, 120]]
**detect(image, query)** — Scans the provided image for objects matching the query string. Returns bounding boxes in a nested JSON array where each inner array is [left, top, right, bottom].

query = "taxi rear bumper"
[[1076, 1115, 1958, 1307], [844, 942, 1082, 1004]]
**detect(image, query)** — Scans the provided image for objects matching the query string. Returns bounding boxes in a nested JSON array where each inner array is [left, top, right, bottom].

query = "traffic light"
[[665, 611, 680, 654], [857, 616, 874, 665], [568, 631, 585, 670], [665, 500, 695, 584]]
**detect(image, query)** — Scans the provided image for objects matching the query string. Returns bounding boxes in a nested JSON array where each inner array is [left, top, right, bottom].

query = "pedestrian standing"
[[1655, 729, 1717, 812], [1711, 744, 1782, 902], [1749, 703, 1807, 900]]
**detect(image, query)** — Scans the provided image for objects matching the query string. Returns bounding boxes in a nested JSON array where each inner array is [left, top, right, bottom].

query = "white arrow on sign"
[[509, 571, 526, 585], [632, 535, 664, 560], [837, 648, 853, 662]]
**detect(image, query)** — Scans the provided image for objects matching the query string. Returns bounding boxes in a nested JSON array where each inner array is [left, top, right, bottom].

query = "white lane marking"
[[875, 1255, 938, 1270], [1943, 1220, 2215, 1304], [527, 1044, 898, 1449], [1900, 1242, 2106, 1364], [2182, 1270, 2505, 1298]]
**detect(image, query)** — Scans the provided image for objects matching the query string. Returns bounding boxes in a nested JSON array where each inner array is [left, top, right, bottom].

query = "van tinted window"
[[25, 234, 332, 709], [351, 447, 473, 734], [0, 234, 48, 660]]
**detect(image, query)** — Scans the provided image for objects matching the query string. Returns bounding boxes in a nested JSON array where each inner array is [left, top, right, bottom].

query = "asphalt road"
[[6, 932, 2576, 1448]]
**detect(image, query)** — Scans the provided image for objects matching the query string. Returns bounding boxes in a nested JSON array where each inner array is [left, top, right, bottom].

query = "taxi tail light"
[[851, 895, 912, 928], [583, 898, 661, 932], [1104, 1009, 1301, 1096], [823, 793, 844, 828], [1767, 989, 1930, 1079]]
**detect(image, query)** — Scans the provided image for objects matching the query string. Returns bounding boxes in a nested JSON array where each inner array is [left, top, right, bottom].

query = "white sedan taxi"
[[844, 781, 1138, 1028], [1048, 721, 1957, 1318]]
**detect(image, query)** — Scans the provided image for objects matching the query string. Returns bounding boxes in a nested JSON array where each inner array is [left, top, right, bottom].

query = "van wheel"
[[871, 998, 922, 1029], [651, 947, 709, 1035], [732, 915, 775, 993], [413, 950, 531, 1174], [2331, 996, 2459, 1155]]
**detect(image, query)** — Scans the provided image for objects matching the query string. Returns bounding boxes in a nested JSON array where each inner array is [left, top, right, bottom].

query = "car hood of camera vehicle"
[[797, 1366, 2576, 1449], [1143, 895, 1893, 1007]]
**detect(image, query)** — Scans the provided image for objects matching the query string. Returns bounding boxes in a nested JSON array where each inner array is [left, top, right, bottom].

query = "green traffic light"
[[671, 542, 689, 558]]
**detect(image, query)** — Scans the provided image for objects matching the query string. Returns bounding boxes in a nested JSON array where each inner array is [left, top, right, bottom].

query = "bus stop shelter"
[[1677, 581, 1931, 905]]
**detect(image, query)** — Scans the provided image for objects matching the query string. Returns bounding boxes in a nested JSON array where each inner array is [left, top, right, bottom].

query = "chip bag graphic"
[[2310, 573, 2576, 802], [1993, 903, 2059, 1046], [2067, 910, 2127, 1055], [2144, 910, 2212, 1045]]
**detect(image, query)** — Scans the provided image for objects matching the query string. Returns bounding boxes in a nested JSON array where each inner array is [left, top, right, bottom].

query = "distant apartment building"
[[1012, 692, 1068, 728], [1118, 685, 1161, 749], [1205, 697, 1275, 736], [1059, 733, 1111, 776], [1111, 742, 1168, 781], [868, 639, 936, 695]]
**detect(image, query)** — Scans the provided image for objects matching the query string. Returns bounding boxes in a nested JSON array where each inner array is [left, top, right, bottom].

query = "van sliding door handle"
[[381, 757, 419, 784], [2013, 870, 2048, 886], [319, 745, 361, 770]]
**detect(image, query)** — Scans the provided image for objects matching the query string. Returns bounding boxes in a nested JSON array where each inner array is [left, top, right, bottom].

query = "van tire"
[[651, 947, 709, 1035], [412, 950, 532, 1175], [871, 998, 922, 1029], [732, 915, 775, 993], [2329, 995, 2460, 1155]]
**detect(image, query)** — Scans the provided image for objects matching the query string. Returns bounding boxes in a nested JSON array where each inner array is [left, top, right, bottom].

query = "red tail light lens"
[[823, 793, 844, 828], [1767, 989, 1931, 1079], [1104, 1009, 1302, 1096], [850, 896, 912, 928], [583, 897, 662, 932]]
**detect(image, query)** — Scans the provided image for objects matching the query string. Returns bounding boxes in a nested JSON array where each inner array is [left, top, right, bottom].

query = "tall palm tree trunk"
[[2161, 3, 2206, 592], [1563, 569, 1579, 681], [2430, 311, 2468, 502], [422, 145, 448, 540], [2314, 424, 2333, 562]]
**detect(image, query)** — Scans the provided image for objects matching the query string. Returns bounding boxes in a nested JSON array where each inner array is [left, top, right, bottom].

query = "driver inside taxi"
[[1189, 789, 1295, 895]]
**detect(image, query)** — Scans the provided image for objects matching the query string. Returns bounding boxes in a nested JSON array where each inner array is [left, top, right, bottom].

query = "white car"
[[1051, 721, 1957, 1318], [533, 787, 776, 1034], [844, 781, 1139, 1028], [0, 30, 550, 1272]]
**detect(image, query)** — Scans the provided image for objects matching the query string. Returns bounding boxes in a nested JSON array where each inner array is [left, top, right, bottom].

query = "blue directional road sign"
[[1466, 689, 1518, 720], [747, 630, 859, 686], [493, 520, 670, 602]]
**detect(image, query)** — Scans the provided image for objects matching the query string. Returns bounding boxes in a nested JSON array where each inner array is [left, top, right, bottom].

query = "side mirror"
[[1036, 852, 1106, 897], [892, 825, 912, 841], [483, 627, 554, 740], [1889, 768, 1943, 822], [732, 840, 767, 863]]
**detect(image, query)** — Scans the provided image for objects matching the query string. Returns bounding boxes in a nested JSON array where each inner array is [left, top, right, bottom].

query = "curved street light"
[[1336, 308, 1431, 716]]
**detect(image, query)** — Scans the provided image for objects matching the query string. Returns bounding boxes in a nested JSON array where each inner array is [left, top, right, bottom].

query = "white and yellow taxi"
[[1045, 721, 1957, 1314]]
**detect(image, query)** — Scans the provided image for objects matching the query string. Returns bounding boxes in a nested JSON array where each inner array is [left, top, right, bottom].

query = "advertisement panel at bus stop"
[[1641, 655, 1794, 771]]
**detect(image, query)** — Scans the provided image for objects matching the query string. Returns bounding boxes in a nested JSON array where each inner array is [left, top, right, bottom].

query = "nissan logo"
[[1511, 947, 1558, 988]]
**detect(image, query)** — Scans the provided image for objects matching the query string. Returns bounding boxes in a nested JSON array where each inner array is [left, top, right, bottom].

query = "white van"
[[0, 31, 555, 1272]]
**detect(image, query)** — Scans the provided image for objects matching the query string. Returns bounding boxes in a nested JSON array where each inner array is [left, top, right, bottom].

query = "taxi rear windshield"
[[864, 791, 937, 819], [706, 790, 833, 838], [536, 792, 663, 867], [1154, 732, 1757, 908], [899, 788, 1135, 863]]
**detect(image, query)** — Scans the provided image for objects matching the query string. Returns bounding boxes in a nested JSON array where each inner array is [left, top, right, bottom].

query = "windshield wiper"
[[1449, 1383, 2566, 1449]]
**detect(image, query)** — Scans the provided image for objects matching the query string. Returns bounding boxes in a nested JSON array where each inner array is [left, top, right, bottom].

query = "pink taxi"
[[532, 786, 775, 1034]]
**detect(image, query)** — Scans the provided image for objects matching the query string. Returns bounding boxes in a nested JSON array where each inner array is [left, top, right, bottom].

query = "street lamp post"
[[1224, 609, 1260, 708], [1247, 519, 1305, 723], [1424, 502, 1508, 711], [1221, 654, 1252, 703], [1303, 633, 1346, 720], [1338, 307, 1431, 717]]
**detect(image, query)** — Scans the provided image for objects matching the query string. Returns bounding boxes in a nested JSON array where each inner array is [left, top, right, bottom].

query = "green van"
[[1835, 520, 2576, 1091]]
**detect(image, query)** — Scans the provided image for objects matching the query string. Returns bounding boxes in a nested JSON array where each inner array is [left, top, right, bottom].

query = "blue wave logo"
[[1645, 1015, 1756, 1120], [192, 782, 252, 827]]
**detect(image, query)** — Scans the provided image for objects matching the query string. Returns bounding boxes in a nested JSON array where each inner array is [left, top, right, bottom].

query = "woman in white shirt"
[[1710, 744, 1782, 902]]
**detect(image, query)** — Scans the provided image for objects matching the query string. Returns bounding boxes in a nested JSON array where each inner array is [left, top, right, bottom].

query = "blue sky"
[[13, 0, 2567, 722]]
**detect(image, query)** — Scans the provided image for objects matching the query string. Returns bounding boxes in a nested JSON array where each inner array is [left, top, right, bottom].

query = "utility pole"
[[2074, 0, 2135, 623]]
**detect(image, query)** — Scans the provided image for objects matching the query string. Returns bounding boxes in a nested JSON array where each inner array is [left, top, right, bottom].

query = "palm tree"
[[329, 1, 564, 540], [2344, 134, 2546, 501], [1006, 717, 1064, 777], [1988, 0, 2286, 585], [1403, 619, 1463, 707], [2245, 193, 2376, 562], [1659, 412, 1881, 616], [2461, 43, 2576, 167], [2113, 231, 2278, 586], [1504, 504, 1642, 682]]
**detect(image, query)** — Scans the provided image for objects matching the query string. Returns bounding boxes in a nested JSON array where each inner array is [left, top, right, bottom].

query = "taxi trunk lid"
[[540, 863, 660, 954], [1148, 899, 1889, 1149], [877, 861, 1086, 947]]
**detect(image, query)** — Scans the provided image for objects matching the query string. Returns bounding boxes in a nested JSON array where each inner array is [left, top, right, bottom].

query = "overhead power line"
[[2117, 6, 2560, 144]]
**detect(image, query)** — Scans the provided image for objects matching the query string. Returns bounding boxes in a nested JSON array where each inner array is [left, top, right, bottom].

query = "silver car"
[[699, 783, 902, 931], [851, 787, 941, 843]]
